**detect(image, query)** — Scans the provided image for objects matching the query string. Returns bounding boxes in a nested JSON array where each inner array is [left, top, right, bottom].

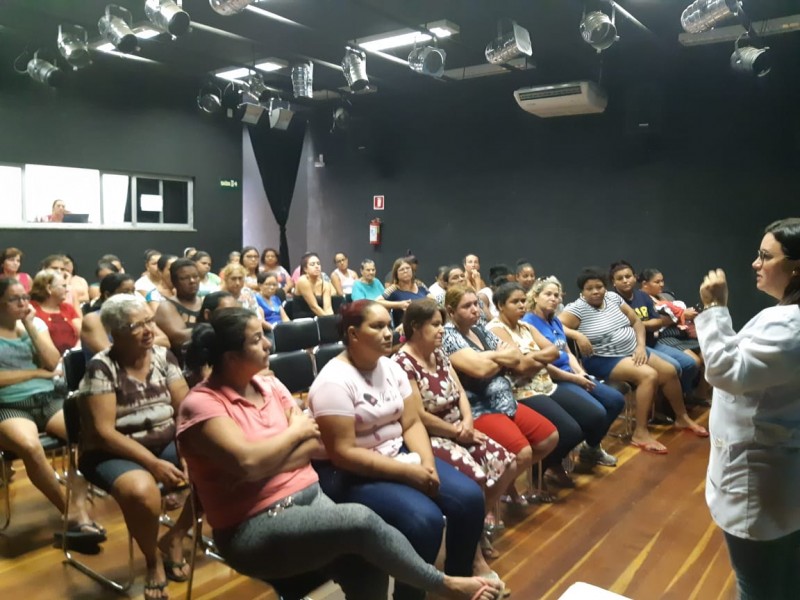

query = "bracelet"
[[703, 302, 724, 310]]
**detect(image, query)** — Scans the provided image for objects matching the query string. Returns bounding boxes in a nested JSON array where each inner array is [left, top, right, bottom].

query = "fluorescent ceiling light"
[[355, 19, 458, 52], [214, 67, 252, 81], [96, 42, 115, 52], [134, 27, 161, 39], [255, 58, 287, 72]]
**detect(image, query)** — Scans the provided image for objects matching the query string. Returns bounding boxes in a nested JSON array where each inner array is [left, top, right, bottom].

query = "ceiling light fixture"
[[356, 20, 459, 52], [681, 0, 741, 33], [98, 4, 137, 53], [26, 50, 65, 87], [57, 24, 91, 69], [580, 10, 619, 52], [268, 98, 294, 130], [209, 0, 255, 16], [145, 0, 191, 37], [255, 59, 287, 72], [407, 45, 446, 78], [291, 61, 313, 98], [485, 20, 532, 64], [342, 47, 368, 91], [730, 36, 770, 76]]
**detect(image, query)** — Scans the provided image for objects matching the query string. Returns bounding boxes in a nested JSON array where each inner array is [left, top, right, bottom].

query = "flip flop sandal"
[[144, 580, 168, 599], [162, 556, 190, 583], [54, 522, 107, 544]]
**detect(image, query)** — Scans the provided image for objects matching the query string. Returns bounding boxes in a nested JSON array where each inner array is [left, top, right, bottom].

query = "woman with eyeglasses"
[[29, 269, 81, 355], [695, 218, 800, 600], [79, 294, 193, 599], [241, 246, 262, 292], [0, 277, 101, 547], [178, 307, 502, 600], [259, 248, 294, 295]]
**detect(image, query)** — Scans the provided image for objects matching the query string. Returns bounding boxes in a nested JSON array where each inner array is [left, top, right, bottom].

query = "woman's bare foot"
[[631, 430, 667, 454], [442, 575, 502, 599], [144, 561, 169, 599], [157, 532, 190, 581], [674, 414, 709, 437]]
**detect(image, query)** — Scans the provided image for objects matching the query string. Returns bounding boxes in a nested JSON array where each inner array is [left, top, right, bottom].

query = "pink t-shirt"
[[309, 356, 410, 458], [176, 375, 318, 530]]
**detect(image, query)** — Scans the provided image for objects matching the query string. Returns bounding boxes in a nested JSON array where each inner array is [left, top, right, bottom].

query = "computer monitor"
[[62, 213, 89, 223]]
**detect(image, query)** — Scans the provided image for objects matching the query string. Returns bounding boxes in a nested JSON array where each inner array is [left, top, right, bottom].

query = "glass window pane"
[[25, 164, 100, 223], [136, 177, 161, 224], [162, 180, 188, 224], [0, 166, 23, 224], [101, 174, 131, 225]]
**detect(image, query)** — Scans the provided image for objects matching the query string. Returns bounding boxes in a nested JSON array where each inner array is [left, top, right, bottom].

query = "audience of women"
[[78, 294, 193, 599], [29, 269, 81, 354], [309, 300, 496, 600], [383, 258, 430, 327], [2, 247, 33, 291], [0, 277, 101, 546], [294, 252, 333, 318], [559, 268, 708, 455], [442, 285, 558, 503], [695, 217, 800, 600], [179, 306, 501, 600], [330, 252, 358, 297], [192, 251, 221, 295], [610, 260, 699, 398], [523, 277, 626, 466], [395, 298, 517, 562], [350, 259, 385, 301], [259, 247, 294, 295]]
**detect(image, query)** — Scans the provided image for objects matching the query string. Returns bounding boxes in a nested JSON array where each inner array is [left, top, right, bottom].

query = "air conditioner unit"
[[513, 81, 607, 117]]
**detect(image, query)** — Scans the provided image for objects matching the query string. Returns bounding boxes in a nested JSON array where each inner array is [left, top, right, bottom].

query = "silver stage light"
[[57, 24, 91, 69], [145, 0, 190, 37], [243, 73, 269, 102], [408, 46, 447, 78], [342, 47, 369, 91], [681, 0, 741, 34], [291, 61, 313, 99], [730, 43, 771, 77], [580, 11, 618, 53], [209, 0, 254, 16], [98, 4, 137, 53], [237, 102, 267, 125], [332, 106, 351, 132], [485, 21, 532, 65], [27, 51, 65, 87], [197, 83, 222, 113], [269, 99, 294, 130]]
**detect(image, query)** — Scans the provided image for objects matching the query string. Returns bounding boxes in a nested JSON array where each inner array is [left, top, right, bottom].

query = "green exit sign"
[[220, 178, 240, 189]]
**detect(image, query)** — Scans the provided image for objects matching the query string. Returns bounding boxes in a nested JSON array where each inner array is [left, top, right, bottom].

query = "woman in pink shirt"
[[178, 307, 501, 600]]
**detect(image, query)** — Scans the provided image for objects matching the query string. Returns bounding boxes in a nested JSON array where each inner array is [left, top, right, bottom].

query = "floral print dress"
[[394, 348, 515, 488]]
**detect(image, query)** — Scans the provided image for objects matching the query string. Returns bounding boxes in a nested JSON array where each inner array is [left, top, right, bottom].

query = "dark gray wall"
[[0, 60, 242, 278]]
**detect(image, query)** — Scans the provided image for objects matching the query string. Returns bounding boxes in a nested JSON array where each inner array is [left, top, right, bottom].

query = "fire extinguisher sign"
[[373, 195, 385, 210]]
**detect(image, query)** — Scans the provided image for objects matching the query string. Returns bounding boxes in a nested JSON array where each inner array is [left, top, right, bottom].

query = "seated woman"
[[255, 272, 290, 329], [81, 273, 170, 359], [294, 252, 333, 318], [219, 251, 241, 278], [0, 278, 101, 545], [178, 307, 501, 600], [523, 277, 626, 466], [515, 261, 536, 294], [488, 283, 619, 487], [29, 269, 81, 355], [1, 247, 33, 292], [154, 259, 203, 360], [241, 246, 261, 292], [78, 294, 193, 599], [221, 263, 264, 320], [431, 265, 466, 306], [63, 254, 90, 308], [135, 250, 162, 298], [559, 268, 708, 455], [464, 254, 486, 293], [395, 298, 517, 561], [442, 285, 558, 503], [610, 261, 699, 398], [382, 258, 430, 327], [192, 251, 221, 296], [145, 255, 177, 313], [350, 259, 385, 301], [183, 292, 240, 388], [310, 300, 499, 600], [259, 247, 294, 296], [331, 252, 358, 297]]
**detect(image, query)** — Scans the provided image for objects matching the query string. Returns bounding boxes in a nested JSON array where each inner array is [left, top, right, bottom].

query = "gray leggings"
[[213, 484, 445, 600]]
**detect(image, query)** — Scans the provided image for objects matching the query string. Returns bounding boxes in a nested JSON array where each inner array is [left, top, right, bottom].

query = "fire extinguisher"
[[369, 218, 382, 246]]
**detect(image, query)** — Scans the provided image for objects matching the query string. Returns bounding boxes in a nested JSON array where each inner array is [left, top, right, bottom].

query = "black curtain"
[[247, 119, 306, 269]]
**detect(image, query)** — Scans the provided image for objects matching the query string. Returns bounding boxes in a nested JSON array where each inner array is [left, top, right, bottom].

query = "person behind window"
[[351, 259, 385, 301], [29, 269, 81, 355], [135, 250, 162, 298], [38, 199, 67, 223], [330, 252, 358, 297], [1, 247, 32, 292]]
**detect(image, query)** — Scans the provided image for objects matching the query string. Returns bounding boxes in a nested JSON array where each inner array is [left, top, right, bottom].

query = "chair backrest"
[[272, 318, 320, 353], [313, 343, 344, 376], [331, 295, 345, 314], [63, 348, 87, 392], [269, 350, 316, 394], [62, 393, 82, 446], [282, 298, 294, 320], [315, 314, 340, 345]]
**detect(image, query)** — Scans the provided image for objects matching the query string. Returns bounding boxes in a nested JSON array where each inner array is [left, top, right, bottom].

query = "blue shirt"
[[522, 312, 572, 371], [618, 288, 659, 347], [351, 279, 385, 301], [256, 294, 284, 325]]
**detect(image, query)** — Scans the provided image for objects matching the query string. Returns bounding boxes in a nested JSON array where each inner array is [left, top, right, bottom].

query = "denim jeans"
[[651, 343, 699, 395], [556, 381, 625, 447], [724, 529, 800, 600]]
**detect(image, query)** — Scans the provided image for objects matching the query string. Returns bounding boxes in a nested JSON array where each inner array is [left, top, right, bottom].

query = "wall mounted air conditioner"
[[513, 81, 607, 117]]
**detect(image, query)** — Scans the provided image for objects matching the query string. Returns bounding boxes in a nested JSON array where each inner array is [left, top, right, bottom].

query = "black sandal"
[[144, 580, 168, 600], [162, 557, 190, 582]]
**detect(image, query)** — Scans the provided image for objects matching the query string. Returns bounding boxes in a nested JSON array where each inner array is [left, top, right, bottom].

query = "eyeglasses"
[[755, 250, 787, 264], [336, 258, 347, 263], [4, 294, 30, 304], [127, 317, 156, 334]]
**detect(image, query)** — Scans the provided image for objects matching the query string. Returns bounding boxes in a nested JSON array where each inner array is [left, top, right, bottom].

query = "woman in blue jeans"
[[309, 300, 498, 600], [523, 277, 626, 465]]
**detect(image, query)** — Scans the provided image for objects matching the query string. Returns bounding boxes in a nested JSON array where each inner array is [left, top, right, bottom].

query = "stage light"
[[342, 47, 368, 91], [209, 0, 254, 16], [197, 83, 222, 113], [57, 24, 91, 69], [98, 4, 137, 53], [291, 61, 313, 98], [407, 46, 446, 78], [269, 99, 294, 130], [27, 51, 65, 87], [681, 0, 741, 34], [730, 43, 771, 77], [580, 11, 618, 53], [145, 0, 190, 37], [485, 21, 532, 64]]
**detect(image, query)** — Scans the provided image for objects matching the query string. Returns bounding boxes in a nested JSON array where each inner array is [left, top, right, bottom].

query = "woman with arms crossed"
[[696, 217, 800, 600]]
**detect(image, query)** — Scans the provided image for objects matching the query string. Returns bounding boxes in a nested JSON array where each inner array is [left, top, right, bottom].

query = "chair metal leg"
[[0, 459, 11, 531]]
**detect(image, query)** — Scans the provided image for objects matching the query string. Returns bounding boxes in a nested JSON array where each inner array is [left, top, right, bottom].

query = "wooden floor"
[[0, 406, 736, 600]]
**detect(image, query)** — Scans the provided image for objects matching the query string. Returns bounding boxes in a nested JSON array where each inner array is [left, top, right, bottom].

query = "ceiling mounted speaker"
[[291, 61, 313, 98], [98, 4, 137, 53], [57, 24, 91, 69], [342, 47, 369, 91], [408, 46, 447, 78], [145, 0, 191, 37], [485, 20, 532, 64]]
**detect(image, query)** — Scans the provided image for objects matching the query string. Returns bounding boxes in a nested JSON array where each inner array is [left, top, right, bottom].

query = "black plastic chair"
[[331, 295, 345, 314], [283, 298, 294, 320], [272, 318, 320, 353], [315, 315, 340, 346], [269, 350, 316, 395], [313, 343, 345, 376]]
